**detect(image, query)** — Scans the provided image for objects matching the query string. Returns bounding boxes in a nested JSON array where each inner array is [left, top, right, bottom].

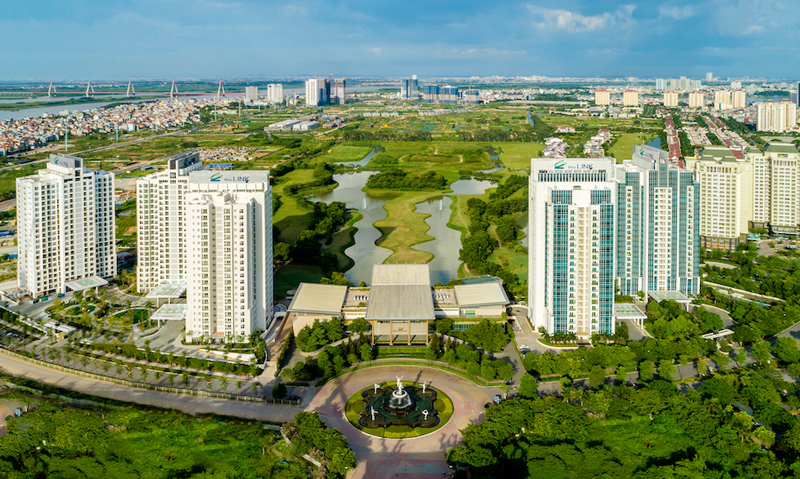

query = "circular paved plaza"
[[309, 365, 494, 479]]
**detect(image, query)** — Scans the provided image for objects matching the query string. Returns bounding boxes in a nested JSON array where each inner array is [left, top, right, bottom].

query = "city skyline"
[[3, 0, 799, 80]]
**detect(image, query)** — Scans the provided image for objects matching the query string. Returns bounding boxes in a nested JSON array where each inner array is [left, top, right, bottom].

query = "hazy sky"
[[2, 0, 798, 80]]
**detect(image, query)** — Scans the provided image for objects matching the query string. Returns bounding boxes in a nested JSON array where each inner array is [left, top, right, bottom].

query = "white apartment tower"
[[688, 91, 705, 109], [714, 90, 732, 111], [136, 152, 204, 293], [663, 91, 679, 107], [267, 83, 283, 104], [623, 90, 639, 106], [16, 154, 115, 298], [185, 171, 273, 342], [528, 159, 616, 339], [757, 100, 798, 133], [305, 78, 321, 107], [732, 90, 746, 109], [245, 86, 258, 102], [594, 90, 610, 106]]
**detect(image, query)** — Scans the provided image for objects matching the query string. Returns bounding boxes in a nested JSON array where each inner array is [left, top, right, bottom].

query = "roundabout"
[[308, 365, 495, 478]]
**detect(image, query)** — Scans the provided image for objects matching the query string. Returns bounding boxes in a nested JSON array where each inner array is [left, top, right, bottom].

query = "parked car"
[[286, 395, 301, 402]]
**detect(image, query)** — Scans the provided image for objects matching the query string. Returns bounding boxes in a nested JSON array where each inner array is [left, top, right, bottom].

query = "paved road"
[[310, 365, 493, 479], [620, 317, 650, 341], [703, 261, 738, 270], [694, 304, 736, 328], [0, 351, 300, 422]]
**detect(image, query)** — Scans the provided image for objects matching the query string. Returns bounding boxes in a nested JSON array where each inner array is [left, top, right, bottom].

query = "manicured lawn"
[[113, 308, 150, 323], [318, 144, 372, 163], [274, 263, 324, 299], [272, 169, 317, 244], [607, 132, 651, 163], [368, 190, 444, 264], [495, 142, 544, 171]]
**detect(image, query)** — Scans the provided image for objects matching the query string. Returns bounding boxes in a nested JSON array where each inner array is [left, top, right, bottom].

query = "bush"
[[295, 319, 343, 352]]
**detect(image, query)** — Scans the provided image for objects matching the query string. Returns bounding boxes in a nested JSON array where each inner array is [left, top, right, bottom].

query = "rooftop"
[[365, 285, 436, 321], [288, 283, 348, 315], [649, 290, 691, 304], [65, 276, 108, 292], [453, 282, 509, 308], [146, 283, 187, 299], [151, 304, 188, 322], [764, 142, 799, 154], [614, 303, 647, 320], [371, 264, 431, 286]]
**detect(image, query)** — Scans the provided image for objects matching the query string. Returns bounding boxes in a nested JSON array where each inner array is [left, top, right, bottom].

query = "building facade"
[[748, 143, 800, 235], [185, 171, 273, 342], [266, 83, 283, 104], [305, 78, 321, 106], [400, 76, 419, 99], [136, 152, 204, 293], [732, 90, 746, 109], [714, 90, 732, 111], [623, 90, 639, 106], [332, 78, 346, 105], [685, 147, 753, 249], [616, 146, 700, 297], [594, 90, 610, 106], [245, 86, 258, 102], [757, 100, 798, 132], [688, 91, 705, 108], [528, 159, 617, 339], [663, 91, 678, 107], [16, 154, 115, 298]]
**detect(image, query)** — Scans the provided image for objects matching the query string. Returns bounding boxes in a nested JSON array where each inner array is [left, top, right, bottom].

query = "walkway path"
[[310, 365, 492, 479]]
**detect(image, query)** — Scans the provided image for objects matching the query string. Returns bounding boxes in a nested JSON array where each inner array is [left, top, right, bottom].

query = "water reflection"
[[414, 197, 461, 285]]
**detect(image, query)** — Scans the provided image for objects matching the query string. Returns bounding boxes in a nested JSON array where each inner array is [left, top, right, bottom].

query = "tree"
[[658, 360, 676, 382], [181, 370, 190, 387], [712, 351, 731, 371], [772, 336, 800, 364], [752, 341, 773, 366], [519, 374, 539, 398], [754, 426, 776, 448], [360, 343, 373, 362], [735, 348, 747, 366], [168, 374, 175, 387], [252, 382, 261, 397], [638, 361, 654, 382], [272, 382, 288, 399], [220, 377, 228, 391], [588, 365, 606, 389]]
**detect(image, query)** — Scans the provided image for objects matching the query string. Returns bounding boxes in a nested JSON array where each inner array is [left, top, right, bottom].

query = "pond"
[[309, 171, 391, 284], [448, 178, 496, 195], [517, 214, 529, 247], [414, 197, 462, 285], [646, 137, 661, 149]]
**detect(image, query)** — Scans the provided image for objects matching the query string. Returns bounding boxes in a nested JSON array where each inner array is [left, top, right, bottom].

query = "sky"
[[1, 0, 798, 81]]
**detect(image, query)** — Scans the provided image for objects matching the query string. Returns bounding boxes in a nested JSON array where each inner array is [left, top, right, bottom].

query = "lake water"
[[517, 215, 529, 247], [308, 171, 391, 284], [309, 173, 495, 284], [646, 137, 662, 149], [0, 95, 208, 121], [449, 178, 496, 195], [414, 197, 462, 285]]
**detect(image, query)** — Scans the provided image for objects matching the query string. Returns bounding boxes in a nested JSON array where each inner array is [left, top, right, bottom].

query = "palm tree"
[[101, 361, 110, 376], [114, 361, 123, 376], [220, 377, 229, 392]]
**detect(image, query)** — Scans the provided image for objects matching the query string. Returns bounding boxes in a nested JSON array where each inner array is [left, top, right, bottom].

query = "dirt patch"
[[123, 227, 137, 236]]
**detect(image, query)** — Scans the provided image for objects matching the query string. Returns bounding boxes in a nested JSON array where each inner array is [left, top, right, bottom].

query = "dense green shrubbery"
[[448, 366, 800, 478], [295, 319, 344, 352], [452, 319, 510, 353], [283, 412, 356, 477], [365, 169, 447, 190]]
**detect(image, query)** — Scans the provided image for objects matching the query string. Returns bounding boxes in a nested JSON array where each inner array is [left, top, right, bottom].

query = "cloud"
[[743, 24, 764, 34], [449, 48, 526, 56], [527, 5, 636, 32], [659, 5, 695, 20], [366, 47, 383, 54]]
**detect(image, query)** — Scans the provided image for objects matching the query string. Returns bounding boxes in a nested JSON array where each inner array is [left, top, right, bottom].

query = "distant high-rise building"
[[688, 91, 705, 109], [757, 100, 797, 132], [332, 78, 346, 105], [594, 89, 610, 106], [528, 159, 616, 339], [401, 76, 420, 99], [795, 82, 800, 107], [322, 79, 331, 105], [732, 90, 746, 109], [655, 79, 668, 90], [706, 72, 713, 82], [185, 171, 273, 342], [266, 84, 283, 104], [731, 81, 742, 90], [136, 152, 205, 293], [714, 90, 732, 111], [422, 84, 441, 104], [440, 85, 459, 104], [245, 86, 258, 102], [689, 80, 703, 90], [305, 78, 321, 106], [749, 142, 800, 235], [663, 91, 679, 107], [623, 90, 639, 106], [17, 154, 116, 298]]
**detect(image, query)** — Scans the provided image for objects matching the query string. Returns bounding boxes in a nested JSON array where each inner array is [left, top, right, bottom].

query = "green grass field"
[[607, 132, 653, 163], [274, 264, 324, 299], [0, 163, 46, 200], [317, 144, 373, 163]]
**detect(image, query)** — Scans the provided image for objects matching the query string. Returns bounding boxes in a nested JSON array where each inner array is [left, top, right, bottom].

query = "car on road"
[[286, 395, 301, 402]]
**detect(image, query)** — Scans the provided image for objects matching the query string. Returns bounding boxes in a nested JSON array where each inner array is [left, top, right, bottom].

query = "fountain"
[[358, 376, 441, 429]]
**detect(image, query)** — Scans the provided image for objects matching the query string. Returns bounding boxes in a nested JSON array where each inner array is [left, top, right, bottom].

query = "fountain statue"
[[422, 381, 427, 393], [374, 383, 380, 394], [358, 375, 440, 429], [396, 376, 404, 392], [371, 406, 376, 421], [422, 410, 429, 421]]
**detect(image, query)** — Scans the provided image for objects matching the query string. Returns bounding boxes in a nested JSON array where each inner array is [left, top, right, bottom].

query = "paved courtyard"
[[310, 365, 493, 479]]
